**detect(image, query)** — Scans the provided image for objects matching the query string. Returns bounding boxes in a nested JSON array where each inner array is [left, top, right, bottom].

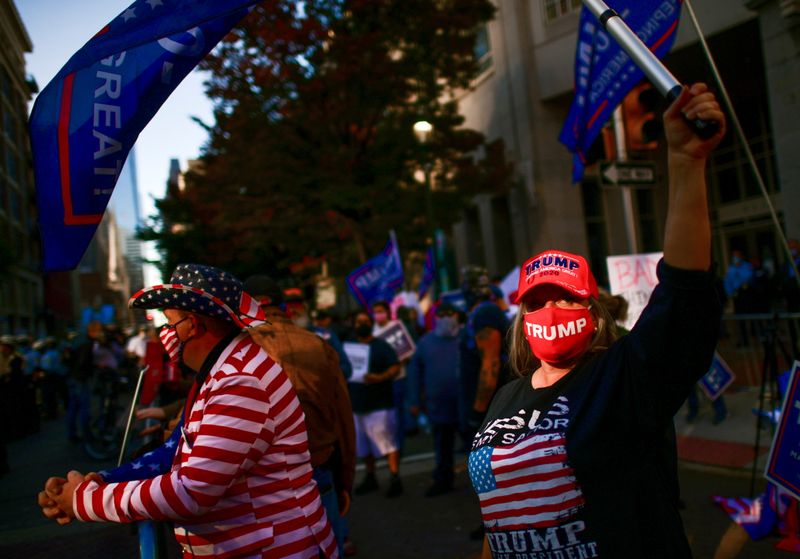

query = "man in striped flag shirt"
[[38, 264, 338, 558]]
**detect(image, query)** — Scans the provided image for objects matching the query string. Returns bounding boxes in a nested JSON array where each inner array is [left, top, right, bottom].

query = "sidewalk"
[[674, 385, 776, 472], [0, 418, 142, 558]]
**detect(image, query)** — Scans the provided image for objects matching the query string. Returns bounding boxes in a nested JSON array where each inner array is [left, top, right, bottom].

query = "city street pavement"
[[0, 393, 793, 559]]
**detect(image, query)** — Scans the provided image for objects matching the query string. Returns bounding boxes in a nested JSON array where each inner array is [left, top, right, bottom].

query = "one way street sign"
[[600, 161, 657, 186]]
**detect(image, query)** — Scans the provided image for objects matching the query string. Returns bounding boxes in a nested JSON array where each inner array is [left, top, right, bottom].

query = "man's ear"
[[188, 314, 206, 337]]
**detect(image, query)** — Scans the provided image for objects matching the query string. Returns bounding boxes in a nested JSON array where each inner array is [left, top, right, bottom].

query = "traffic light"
[[623, 81, 662, 151]]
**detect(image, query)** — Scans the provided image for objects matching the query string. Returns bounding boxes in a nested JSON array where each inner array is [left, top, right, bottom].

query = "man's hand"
[[45, 471, 87, 524], [38, 476, 69, 524], [363, 373, 382, 385]]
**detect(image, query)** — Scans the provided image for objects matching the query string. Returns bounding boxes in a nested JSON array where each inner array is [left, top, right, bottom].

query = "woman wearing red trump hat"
[[469, 83, 726, 558]]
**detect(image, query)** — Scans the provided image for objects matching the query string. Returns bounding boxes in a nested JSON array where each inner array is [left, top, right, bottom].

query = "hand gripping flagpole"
[[581, 0, 720, 139]]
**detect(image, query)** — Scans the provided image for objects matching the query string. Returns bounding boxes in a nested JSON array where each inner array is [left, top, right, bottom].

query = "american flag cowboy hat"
[[128, 264, 266, 329]]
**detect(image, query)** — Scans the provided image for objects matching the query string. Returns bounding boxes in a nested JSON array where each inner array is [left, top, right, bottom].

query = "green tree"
[[143, 0, 513, 282]]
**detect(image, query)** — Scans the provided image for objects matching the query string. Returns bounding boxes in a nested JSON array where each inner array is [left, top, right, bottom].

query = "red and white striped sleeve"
[[73, 371, 271, 523]]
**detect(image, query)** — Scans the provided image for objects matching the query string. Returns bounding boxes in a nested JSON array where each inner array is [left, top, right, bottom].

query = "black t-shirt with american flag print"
[[469, 372, 600, 559], [468, 260, 723, 559]]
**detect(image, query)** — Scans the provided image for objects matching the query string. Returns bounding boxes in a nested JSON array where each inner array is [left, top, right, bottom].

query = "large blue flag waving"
[[559, 0, 682, 183], [347, 233, 405, 309], [30, 0, 260, 271]]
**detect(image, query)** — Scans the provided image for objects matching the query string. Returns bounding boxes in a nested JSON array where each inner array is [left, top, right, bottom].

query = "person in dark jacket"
[[408, 302, 462, 496]]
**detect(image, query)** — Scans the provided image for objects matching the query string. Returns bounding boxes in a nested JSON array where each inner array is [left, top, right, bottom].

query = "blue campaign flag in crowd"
[[559, 0, 682, 183], [347, 233, 405, 308], [418, 247, 436, 298], [699, 352, 736, 401], [29, 0, 260, 271]]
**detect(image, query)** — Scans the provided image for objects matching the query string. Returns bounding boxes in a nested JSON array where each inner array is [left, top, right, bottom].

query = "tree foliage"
[[142, 0, 513, 282]]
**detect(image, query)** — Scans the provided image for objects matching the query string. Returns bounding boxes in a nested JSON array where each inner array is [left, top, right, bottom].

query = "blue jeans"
[[687, 384, 727, 421], [313, 467, 344, 557]]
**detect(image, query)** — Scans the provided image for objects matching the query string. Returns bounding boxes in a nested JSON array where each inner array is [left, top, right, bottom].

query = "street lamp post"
[[413, 121, 438, 297]]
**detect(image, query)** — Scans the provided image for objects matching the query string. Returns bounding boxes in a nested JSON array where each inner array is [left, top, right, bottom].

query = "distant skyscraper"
[[108, 147, 145, 293]]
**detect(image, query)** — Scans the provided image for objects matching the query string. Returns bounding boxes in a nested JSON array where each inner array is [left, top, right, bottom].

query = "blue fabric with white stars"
[[131, 264, 244, 321], [468, 444, 497, 494], [99, 419, 182, 483]]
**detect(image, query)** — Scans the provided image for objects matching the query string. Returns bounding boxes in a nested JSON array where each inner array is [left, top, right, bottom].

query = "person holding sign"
[[469, 84, 726, 559], [349, 311, 403, 498]]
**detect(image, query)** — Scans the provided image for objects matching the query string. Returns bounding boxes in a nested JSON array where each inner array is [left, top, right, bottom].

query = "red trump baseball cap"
[[516, 250, 599, 304]]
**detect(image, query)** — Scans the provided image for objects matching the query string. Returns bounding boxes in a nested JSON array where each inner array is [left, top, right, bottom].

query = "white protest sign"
[[343, 342, 371, 383], [606, 252, 663, 331]]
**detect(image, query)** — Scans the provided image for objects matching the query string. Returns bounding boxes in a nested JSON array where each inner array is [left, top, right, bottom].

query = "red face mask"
[[523, 306, 595, 366]]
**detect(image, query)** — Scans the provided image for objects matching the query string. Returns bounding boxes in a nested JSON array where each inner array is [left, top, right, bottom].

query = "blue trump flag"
[[418, 246, 436, 298], [347, 233, 404, 309], [29, 0, 260, 271], [559, 0, 682, 183]]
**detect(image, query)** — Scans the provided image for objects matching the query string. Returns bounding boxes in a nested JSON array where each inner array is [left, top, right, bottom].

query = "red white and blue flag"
[[29, 0, 260, 271], [714, 483, 800, 551], [559, 0, 682, 183], [469, 432, 584, 530]]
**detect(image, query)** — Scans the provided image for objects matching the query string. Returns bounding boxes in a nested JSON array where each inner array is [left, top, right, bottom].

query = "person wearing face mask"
[[37, 264, 339, 559], [370, 301, 392, 334], [371, 300, 414, 453], [469, 84, 727, 559], [348, 311, 402, 498], [407, 303, 463, 497]]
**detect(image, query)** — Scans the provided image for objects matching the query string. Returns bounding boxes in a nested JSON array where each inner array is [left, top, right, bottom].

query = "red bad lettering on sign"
[[613, 257, 659, 290]]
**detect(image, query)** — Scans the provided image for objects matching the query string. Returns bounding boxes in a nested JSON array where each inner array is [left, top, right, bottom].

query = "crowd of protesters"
[[19, 85, 800, 558]]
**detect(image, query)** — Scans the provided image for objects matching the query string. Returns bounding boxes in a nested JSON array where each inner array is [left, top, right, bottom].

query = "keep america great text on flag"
[[29, 0, 262, 271]]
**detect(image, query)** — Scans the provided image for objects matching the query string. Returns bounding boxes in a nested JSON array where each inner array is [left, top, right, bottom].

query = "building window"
[[9, 189, 21, 223], [707, 107, 777, 207], [544, 0, 582, 23], [474, 24, 492, 75], [0, 176, 6, 215], [0, 67, 11, 100], [5, 148, 19, 184]]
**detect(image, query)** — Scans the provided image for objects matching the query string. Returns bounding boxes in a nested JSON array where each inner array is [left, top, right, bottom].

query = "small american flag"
[[469, 406, 584, 531]]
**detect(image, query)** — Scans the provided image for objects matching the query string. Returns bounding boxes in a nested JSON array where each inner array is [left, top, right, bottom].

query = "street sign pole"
[[612, 107, 640, 254]]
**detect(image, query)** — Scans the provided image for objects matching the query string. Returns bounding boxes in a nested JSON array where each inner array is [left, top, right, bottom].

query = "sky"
[[16, 0, 216, 282]]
